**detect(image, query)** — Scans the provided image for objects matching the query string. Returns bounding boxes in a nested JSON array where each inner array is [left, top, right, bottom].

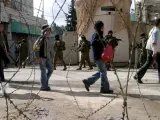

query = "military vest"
[[55, 40, 66, 52]]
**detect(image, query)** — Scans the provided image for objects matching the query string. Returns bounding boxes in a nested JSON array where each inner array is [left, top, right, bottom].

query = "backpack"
[[101, 44, 114, 63], [33, 36, 44, 52]]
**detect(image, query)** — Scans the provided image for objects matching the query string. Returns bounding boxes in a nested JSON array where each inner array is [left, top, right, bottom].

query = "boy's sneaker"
[[40, 87, 51, 91], [100, 89, 114, 94], [133, 75, 143, 84], [82, 80, 90, 92]]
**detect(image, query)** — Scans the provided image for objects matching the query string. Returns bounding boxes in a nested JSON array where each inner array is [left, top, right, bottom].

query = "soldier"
[[79, 39, 87, 68], [83, 61, 86, 68], [13, 39, 27, 68], [104, 30, 121, 70], [3, 33, 9, 68], [54, 34, 67, 71], [0, 23, 10, 82], [137, 33, 147, 68], [77, 35, 93, 70]]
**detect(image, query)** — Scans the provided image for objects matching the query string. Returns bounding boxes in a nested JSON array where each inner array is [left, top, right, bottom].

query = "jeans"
[[136, 50, 160, 81], [40, 58, 53, 89], [85, 59, 110, 91]]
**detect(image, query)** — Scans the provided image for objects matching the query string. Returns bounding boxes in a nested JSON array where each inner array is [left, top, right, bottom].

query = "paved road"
[[0, 66, 160, 120]]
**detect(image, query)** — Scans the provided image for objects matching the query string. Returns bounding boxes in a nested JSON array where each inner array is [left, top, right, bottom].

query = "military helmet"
[[55, 34, 60, 40], [81, 35, 86, 40]]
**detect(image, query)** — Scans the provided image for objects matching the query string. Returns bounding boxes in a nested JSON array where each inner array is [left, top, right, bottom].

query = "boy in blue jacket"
[[83, 21, 113, 94]]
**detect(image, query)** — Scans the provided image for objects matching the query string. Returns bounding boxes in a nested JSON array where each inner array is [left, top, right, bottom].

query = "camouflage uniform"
[[77, 36, 93, 70], [138, 37, 147, 68], [104, 34, 120, 70], [54, 36, 67, 71], [0, 32, 10, 82], [19, 40, 28, 68]]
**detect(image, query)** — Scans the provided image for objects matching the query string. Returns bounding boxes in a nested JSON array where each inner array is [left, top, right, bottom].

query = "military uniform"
[[0, 32, 10, 82], [104, 35, 120, 70], [80, 40, 86, 68], [19, 40, 28, 68], [54, 38, 67, 71], [77, 38, 93, 70], [138, 37, 147, 67]]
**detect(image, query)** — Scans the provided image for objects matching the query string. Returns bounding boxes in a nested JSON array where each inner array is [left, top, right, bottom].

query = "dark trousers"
[[136, 50, 160, 81], [79, 52, 92, 69], [0, 59, 5, 82], [54, 51, 66, 69]]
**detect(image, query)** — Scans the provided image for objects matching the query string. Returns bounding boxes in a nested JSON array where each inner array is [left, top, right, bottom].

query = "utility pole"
[[41, 0, 44, 19]]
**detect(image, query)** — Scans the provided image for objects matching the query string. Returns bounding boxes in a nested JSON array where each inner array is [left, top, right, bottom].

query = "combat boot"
[[76, 68, 82, 70], [63, 67, 67, 71], [88, 67, 93, 70]]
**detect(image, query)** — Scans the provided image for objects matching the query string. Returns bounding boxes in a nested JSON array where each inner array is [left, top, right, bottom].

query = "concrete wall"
[[0, 2, 47, 64], [62, 32, 79, 65], [21, 0, 33, 16], [83, 0, 129, 63], [0, 2, 47, 26]]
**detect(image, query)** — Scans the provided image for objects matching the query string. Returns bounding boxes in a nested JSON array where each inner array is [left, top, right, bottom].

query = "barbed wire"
[[1, 0, 34, 88], [51, 0, 67, 26], [53, 1, 90, 119], [8, 65, 34, 95], [0, 0, 158, 120], [55, 0, 68, 15], [80, 0, 128, 119], [8, 0, 76, 119], [123, 0, 152, 119], [80, 0, 153, 120], [0, 0, 43, 119], [65, 34, 87, 119], [16, 62, 38, 119]]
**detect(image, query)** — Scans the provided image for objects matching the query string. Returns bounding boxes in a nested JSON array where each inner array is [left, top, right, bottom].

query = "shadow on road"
[[127, 93, 160, 101]]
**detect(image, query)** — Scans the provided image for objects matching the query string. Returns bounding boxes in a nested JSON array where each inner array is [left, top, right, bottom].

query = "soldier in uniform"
[[79, 39, 87, 68], [54, 34, 67, 71], [104, 30, 121, 70], [3, 33, 9, 68], [19, 39, 28, 68], [77, 35, 93, 70], [15, 39, 27, 68], [137, 33, 147, 68], [0, 23, 10, 82]]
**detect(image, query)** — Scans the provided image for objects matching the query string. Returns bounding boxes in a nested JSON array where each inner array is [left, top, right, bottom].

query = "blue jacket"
[[91, 33, 106, 61]]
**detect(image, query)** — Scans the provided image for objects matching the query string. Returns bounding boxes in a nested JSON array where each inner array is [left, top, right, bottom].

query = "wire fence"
[[0, 0, 159, 120]]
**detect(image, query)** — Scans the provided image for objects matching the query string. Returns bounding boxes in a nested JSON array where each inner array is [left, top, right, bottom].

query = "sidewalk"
[[0, 66, 160, 120]]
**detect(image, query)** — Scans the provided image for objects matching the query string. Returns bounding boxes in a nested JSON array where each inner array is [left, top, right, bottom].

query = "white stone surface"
[[0, 67, 160, 120]]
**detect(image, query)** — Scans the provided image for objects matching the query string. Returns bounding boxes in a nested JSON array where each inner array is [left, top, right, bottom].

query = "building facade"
[[135, 0, 160, 23], [0, 0, 47, 63], [76, 0, 130, 64]]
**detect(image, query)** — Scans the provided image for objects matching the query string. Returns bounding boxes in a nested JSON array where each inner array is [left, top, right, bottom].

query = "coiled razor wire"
[[0, 0, 158, 120]]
